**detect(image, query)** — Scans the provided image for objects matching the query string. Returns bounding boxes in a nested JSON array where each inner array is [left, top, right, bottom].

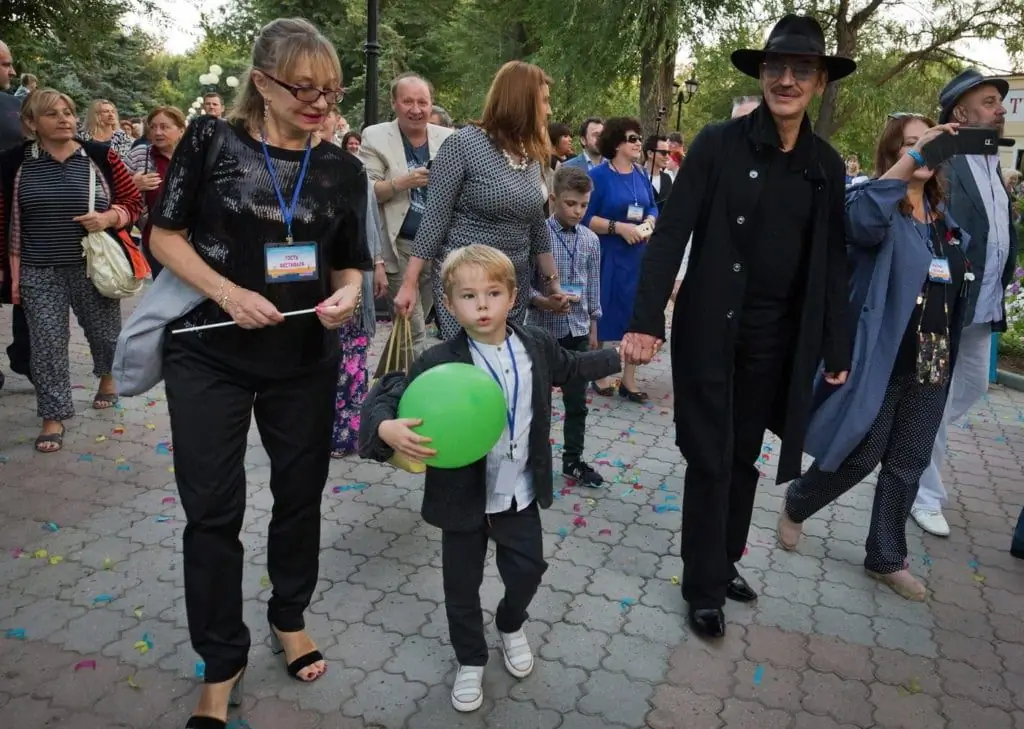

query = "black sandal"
[[618, 384, 648, 403], [269, 624, 325, 682], [92, 391, 119, 410], [183, 669, 244, 728], [35, 424, 65, 453], [590, 381, 615, 397]]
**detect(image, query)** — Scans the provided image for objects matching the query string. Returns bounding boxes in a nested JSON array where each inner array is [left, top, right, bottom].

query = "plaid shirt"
[[529, 217, 602, 338]]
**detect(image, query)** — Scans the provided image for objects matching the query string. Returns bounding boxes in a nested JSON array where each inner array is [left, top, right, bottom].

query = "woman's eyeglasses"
[[625, 134, 643, 144], [262, 71, 346, 105]]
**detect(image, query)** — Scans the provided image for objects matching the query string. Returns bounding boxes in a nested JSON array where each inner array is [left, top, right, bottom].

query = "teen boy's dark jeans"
[[558, 334, 590, 463]]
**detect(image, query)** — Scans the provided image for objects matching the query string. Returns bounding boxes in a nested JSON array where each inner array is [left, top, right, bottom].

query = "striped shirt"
[[528, 217, 602, 338], [18, 147, 109, 267]]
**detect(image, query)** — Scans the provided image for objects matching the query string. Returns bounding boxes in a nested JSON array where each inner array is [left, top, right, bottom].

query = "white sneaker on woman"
[[911, 508, 950, 537], [450, 664, 484, 712], [499, 628, 534, 678]]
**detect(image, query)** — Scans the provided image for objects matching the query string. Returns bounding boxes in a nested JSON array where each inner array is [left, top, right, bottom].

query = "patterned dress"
[[412, 125, 550, 340], [331, 321, 370, 455]]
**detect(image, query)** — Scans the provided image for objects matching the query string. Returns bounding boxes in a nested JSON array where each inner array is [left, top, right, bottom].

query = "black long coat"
[[628, 104, 852, 484]]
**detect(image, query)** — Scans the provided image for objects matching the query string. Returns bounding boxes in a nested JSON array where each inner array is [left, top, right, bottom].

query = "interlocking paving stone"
[[1, 305, 1023, 728]]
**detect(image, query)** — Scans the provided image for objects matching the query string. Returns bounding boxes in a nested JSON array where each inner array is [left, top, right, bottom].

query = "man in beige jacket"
[[359, 72, 454, 358]]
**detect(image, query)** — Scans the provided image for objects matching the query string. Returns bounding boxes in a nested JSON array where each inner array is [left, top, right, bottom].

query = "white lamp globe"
[[210, 75, 220, 85], [209, 64, 223, 76], [226, 76, 239, 88]]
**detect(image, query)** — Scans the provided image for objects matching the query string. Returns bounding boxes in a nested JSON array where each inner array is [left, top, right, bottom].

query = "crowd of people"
[[0, 11, 1023, 728]]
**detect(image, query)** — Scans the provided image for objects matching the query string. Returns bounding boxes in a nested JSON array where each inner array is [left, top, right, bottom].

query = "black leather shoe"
[[725, 575, 758, 603], [688, 607, 725, 639]]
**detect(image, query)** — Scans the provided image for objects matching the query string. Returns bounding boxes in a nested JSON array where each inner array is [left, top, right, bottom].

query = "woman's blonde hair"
[[480, 61, 553, 166], [85, 99, 117, 136], [229, 17, 343, 131], [21, 88, 76, 139], [440, 244, 517, 298]]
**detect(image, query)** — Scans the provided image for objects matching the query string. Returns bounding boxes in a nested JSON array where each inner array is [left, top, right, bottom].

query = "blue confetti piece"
[[142, 632, 153, 650], [658, 483, 668, 491], [557, 527, 569, 538], [117, 464, 131, 472], [42, 521, 59, 532], [968, 560, 978, 569], [226, 720, 251, 729], [921, 555, 933, 566], [93, 594, 113, 605], [653, 504, 681, 513], [664, 494, 678, 501], [155, 443, 171, 456], [195, 661, 205, 679], [0, 455, 9, 463], [753, 665, 764, 685], [552, 492, 562, 500], [619, 597, 637, 612], [4, 628, 26, 639], [78, 454, 93, 462], [155, 515, 171, 523]]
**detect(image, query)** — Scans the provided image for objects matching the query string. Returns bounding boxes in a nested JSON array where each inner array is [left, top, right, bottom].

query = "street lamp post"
[[673, 76, 700, 130], [364, 0, 381, 128]]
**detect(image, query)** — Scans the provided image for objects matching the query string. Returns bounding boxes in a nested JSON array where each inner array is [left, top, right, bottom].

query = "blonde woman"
[[82, 99, 133, 158], [147, 18, 371, 727], [0, 90, 144, 451], [393, 61, 566, 339]]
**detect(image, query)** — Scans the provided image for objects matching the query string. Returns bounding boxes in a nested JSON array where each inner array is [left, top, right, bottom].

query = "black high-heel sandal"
[[184, 669, 245, 728], [618, 383, 648, 403], [269, 623, 326, 682]]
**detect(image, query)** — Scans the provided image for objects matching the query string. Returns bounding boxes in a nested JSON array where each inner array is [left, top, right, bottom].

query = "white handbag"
[[81, 162, 144, 299]]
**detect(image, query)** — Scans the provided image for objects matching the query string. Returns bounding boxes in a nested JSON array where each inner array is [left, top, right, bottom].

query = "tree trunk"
[[638, 0, 679, 135]]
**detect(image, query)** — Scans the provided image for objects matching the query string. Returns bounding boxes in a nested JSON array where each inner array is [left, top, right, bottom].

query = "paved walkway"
[[0, 303, 1022, 729]]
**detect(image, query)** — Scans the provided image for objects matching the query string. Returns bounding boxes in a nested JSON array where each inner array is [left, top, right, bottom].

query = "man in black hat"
[[622, 14, 853, 638], [910, 69, 1018, 539]]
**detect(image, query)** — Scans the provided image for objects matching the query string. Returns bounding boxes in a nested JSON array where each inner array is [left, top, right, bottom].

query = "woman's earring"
[[263, 100, 270, 124]]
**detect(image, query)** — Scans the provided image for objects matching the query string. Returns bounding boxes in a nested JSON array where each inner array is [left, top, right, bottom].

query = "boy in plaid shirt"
[[530, 166, 605, 486]]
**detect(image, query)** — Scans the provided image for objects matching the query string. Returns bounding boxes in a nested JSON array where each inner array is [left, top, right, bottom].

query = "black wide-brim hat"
[[731, 14, 857, 82], [938, 68, 1009, 123]]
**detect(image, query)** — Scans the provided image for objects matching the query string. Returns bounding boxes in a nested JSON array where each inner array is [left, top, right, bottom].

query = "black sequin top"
[[151, 116, 372, 373]]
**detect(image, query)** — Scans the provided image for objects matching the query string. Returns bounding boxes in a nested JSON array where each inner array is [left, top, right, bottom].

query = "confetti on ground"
[[92, 594, 113, 605], [11, 548, 24, 558], [0, 455, 8, 463], [653, 504, 681, 513], [74, 659, 97, 671], [154, 515, 171, 523], [161, 496, 176, 505], [332, 483, 369, 493], [117, 464, 131, 472], [632, 483, 644, 490], [115, 457, 126, 464], [557, 527, 569, 538], [33, 549, 48, 559], [585, 498, 596, 506], [42, 521, 59, 532], [560, 487, 573, 496], [753, 665, 764, 685], [573, 516, 587, 527], [670, 576, 680, 585], [133, 633, 154, 654], [95, 436, 107, 443], [145, 423, 157, 430], [973, 573, 986, 583], [195, 661, 205, 679], [573, 503, 582, 513], [127, 675, 141, 689], [155, 443, 172, 456], [619, 597, 637, 612], [921, 555, 933, 566], [78, 454, 94, 462], [226, 720, 252, 729], [168, 466, 175, 473], [112, 426, 125, 435], [133, 606, 144, 619], [901, 677, 922, 695], [259, 575, 271, 588], [102, 556, 114, 570], [48, 555, 64, 565], [598, 528, 612, 536], [742, 546, 749, 556], [4, 628, 26, 639]]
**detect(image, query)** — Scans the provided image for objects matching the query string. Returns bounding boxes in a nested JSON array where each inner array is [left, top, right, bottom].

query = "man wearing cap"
[[910, 69, 1018, 538], [622, 15, 853, 639]]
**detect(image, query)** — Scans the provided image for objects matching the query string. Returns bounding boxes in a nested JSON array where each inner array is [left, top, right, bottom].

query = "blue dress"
[[583, 162, 658, 341]]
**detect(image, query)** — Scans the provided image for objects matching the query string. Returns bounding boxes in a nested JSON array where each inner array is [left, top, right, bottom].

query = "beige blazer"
[[358, 120, 454, 272]]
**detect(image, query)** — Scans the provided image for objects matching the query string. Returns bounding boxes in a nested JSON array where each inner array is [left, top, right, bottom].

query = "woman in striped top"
[[0, 89, 144, 452]]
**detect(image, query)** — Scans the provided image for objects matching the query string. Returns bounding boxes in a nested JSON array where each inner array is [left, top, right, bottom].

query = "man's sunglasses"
[[761, 60, 820, 82], [263, 71, 345, 105], [625, 134, 643, 144]]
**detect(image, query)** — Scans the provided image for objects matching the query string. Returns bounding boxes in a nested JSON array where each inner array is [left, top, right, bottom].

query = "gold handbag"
[[371, 318, 426, 473]]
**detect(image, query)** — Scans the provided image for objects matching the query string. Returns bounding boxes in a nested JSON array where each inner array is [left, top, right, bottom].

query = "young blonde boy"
[[359, 245, 620, 713]]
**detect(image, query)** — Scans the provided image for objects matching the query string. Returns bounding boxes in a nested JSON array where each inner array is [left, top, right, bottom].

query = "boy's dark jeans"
[[558, 334, 590, 463], [1013, 506, 1024, 557]]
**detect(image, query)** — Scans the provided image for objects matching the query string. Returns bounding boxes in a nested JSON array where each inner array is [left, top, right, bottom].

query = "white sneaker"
[[450, 665, 484, 712], [499, 628, 534, 678], [911, 508, 950, 537]]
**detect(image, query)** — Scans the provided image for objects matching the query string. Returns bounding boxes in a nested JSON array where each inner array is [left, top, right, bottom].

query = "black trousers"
[[164, 338, 337, 683], [441, 499, 547, 666], [681, 322, 793, 609], [558, 334, 590, 463], [6, 303, 31, 378]]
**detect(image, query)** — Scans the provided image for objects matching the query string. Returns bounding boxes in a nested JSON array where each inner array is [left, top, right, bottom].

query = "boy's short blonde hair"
[[440, 244, 517, 297]]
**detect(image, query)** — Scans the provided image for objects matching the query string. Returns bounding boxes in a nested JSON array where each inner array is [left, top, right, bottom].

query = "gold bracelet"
[[218, 284, 237, 310]]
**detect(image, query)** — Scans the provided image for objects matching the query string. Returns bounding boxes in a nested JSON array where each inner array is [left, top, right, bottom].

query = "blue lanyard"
[[548, 219, 578, 282], [608, 161, 640, 204], [260, 132, 313, 243], [469, 335, 520, 446], [912, 200, 937, 255]]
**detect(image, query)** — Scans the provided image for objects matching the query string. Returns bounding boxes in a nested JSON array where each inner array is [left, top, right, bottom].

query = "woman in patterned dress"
[[392, 61, 565, 339], [80, 99, 134, 159]]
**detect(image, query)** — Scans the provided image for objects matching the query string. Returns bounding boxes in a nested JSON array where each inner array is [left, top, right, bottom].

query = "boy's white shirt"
[[467, 331, 536, 513]]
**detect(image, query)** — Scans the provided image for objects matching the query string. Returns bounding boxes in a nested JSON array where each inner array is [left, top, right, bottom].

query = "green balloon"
[[398, 362, 507, 469]]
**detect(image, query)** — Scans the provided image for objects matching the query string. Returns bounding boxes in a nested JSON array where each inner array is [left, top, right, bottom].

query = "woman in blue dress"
[[583, 117, 658, 402]]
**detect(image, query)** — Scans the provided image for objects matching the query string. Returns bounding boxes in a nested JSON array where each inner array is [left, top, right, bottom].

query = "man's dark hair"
[[643, 134, 667, 155], [667, 132, 683, 145], [596, 117, 642, 160], [548, 122, 571, 144], [553, 165, 593, 197], [203, 92, 223, 103], [578, 116, 603, 140]]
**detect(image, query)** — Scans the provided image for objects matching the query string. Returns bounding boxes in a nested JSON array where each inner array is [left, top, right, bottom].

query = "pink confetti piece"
[[742, 546, 749, 556], [572, 516, 587, 527], [160, 497, 176, 505], [11, 548, 24, 558], [74, 660, 97, 671], [598, 528, 612, 536], [560, 487, 573, 496], [632, 483, 644, 490]]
